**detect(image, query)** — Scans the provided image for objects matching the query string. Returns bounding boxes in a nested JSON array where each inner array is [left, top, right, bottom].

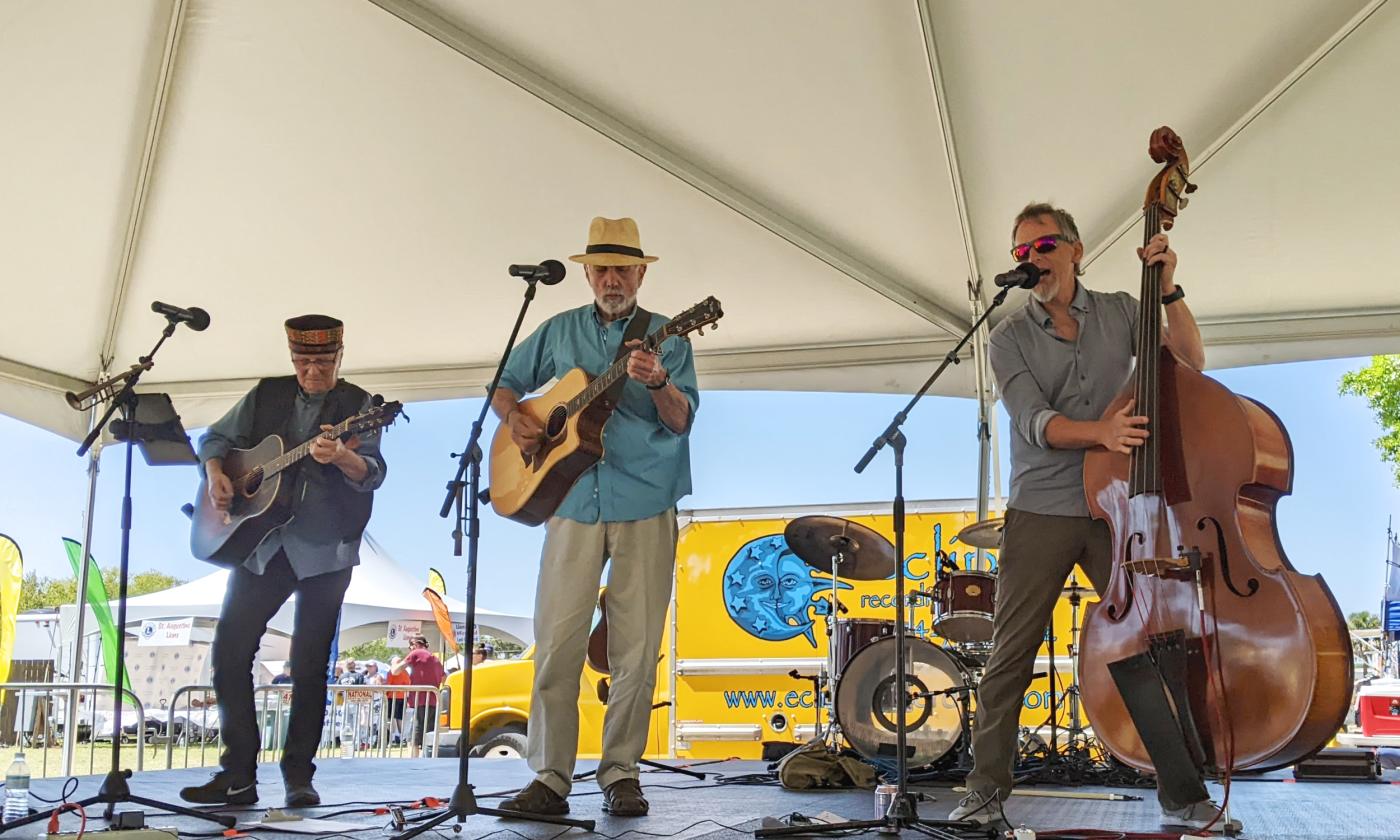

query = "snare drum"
[[932, 570, 996, 642], [832, 618, 893, 676]]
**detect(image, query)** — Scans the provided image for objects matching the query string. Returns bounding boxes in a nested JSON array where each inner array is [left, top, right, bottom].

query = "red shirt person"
[[392, 636, 445, 756]]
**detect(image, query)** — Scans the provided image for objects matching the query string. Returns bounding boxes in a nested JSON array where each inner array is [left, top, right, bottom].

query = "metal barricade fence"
[[164, 683, 446, 770], [0, 683, 146, 778]]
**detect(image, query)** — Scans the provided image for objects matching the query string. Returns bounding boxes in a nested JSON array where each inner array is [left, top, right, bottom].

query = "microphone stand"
[[755, 281, 1019, 839], [1, 318, 234, 834], [393, 275, 594, 840]]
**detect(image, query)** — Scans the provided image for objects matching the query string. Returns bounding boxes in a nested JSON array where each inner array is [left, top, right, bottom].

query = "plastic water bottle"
[[3, 752, 30, 823]]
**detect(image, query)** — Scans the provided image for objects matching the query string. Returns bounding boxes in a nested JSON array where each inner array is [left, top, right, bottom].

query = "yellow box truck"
[[441, 499, 1090, 761]]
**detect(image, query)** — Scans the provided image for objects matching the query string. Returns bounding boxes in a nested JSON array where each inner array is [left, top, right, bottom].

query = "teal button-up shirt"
[[500, 303, 699, 524]]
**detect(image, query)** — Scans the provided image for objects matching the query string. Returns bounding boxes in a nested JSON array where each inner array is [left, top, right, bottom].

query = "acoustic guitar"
[[189, 397, 403, 566], [489, 296, 722, 526]]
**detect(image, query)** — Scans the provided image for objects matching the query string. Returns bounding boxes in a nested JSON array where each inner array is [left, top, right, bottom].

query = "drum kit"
[[781, 512, 1038, 770]]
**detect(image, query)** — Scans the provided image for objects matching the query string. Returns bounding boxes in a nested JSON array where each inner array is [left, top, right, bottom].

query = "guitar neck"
[[242, 416, 357, 485], [565, 325, 668, 415]]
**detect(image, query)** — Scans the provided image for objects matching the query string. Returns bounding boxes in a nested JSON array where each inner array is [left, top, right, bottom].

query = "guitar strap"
[[599, 306, 652, 412]]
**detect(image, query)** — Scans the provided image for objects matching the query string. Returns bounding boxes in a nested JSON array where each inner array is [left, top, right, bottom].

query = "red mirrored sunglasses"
[[1010, 234, 1073, 263]]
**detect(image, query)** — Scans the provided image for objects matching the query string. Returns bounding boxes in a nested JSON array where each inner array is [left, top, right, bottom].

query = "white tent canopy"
[[3, 0, 1400, 442], [61, 532, 533, 645]]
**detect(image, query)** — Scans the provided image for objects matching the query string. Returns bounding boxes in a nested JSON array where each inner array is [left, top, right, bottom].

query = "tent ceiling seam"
[[98, 0, 188, 367], [1083, 0, 1390, 271], [365, 0, 969, 337], [915, 0, 981, 290]]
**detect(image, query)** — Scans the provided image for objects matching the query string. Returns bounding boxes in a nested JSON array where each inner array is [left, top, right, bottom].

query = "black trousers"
[[211, 550, 352, 783]]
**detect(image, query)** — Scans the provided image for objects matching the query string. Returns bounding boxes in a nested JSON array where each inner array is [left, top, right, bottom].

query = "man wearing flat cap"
[[181, 315, 387, 809], [494, 218, 699, 818]]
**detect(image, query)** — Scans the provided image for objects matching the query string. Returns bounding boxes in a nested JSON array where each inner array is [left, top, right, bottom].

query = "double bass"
[[1077, 127, 1353, 783]]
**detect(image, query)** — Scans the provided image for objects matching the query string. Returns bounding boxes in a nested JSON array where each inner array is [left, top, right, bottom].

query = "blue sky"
[[0, 357, 1395, 621]]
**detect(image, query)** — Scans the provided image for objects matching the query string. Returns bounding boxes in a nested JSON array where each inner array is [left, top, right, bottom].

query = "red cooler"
[[1357, 677, 1400, 737]]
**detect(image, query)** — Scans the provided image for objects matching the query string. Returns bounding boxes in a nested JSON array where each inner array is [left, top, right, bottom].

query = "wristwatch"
[[1161, 284, 1185, 305], [646, 373, 670, 391]]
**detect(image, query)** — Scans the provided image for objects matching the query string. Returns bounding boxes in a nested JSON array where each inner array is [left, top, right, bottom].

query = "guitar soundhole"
[[546, 405, 568, 439], [244, 471, 263, 496]]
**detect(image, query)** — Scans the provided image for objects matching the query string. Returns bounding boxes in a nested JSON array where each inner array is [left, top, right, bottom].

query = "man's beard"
[[1030, 275, 1060, 304], [597, 293, 636, 317]]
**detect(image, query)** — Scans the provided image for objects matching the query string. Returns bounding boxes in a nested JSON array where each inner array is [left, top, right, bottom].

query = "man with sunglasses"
[[949, 204, 1232, 833], [181, 315, 387, 810]]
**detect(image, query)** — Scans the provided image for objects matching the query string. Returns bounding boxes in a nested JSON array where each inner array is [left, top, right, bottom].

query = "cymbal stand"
[[821, 548, 850, 749], [1064, 576, 1090, 751]]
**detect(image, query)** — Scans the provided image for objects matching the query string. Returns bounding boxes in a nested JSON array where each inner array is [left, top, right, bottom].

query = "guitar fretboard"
[[234, 415, 360, 490], [564, 325, 670, 416]]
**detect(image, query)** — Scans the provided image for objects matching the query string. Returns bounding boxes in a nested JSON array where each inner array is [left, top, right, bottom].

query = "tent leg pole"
[[64, 445, 101, 778]]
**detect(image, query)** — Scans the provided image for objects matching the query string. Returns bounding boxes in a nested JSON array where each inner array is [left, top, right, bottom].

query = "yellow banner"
[[0, 534, 24, 696], [426, 567, 447, 597]]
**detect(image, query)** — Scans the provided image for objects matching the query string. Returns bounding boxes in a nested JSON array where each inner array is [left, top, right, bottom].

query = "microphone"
[[508, 259, 566, 286], [993, 262, 1043, 289], [151, 301, 211, 331]]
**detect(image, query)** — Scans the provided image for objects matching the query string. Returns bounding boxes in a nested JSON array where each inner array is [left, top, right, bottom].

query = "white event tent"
[[58, 533, 533, 660], [2, 0, 1398, 442]]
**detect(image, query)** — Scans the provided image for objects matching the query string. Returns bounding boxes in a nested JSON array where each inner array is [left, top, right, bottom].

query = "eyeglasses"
[[292, 356, 338, 371], [1010, 234, 1073, 263]]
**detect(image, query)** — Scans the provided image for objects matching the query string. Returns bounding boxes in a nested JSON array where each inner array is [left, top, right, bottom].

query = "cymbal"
[[957, 517, 1005, 549], [784, 516, 896, 581]]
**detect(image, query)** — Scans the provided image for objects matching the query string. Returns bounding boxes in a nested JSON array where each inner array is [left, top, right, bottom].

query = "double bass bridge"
[[1125, 546, 1203, 581]]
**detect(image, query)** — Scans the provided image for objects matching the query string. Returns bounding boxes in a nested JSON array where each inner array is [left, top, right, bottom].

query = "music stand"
[[2, 319, 235, 833]]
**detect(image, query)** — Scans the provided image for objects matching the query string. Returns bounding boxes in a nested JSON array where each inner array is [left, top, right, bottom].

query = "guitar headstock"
[[346, 399, 405, 436], [661, 296, 724, 341]]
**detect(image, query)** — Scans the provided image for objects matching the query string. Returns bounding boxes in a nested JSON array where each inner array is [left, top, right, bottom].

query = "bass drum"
[[834, 636, 969, 766]]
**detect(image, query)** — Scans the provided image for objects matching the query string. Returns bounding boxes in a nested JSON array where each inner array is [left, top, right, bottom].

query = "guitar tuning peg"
[[697, 327, 704, 336], [1178, 197, 1189, 209], [1185, 181, 1198, 194]]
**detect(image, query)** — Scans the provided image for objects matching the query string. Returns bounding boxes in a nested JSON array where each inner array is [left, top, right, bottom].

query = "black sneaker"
[[179, 772, 258, 805], [285, 779, 321, 808]]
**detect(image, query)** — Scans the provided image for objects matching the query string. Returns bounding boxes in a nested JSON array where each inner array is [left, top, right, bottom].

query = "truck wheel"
[[471, 725, 527, 759]]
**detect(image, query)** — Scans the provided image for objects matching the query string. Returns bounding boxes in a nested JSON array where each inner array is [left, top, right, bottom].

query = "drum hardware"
[[1062, 576, 1092, 750], [786, 669, 825, 742], [784, 516, 897, 751]]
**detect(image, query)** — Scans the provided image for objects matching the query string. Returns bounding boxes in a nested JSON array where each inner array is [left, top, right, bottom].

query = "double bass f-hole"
[[1197, 516, 1259, 599]]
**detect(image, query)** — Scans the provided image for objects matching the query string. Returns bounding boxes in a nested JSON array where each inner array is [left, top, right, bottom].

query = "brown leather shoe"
[[602, 778, 648, 817], [499, 780, 569, 816]]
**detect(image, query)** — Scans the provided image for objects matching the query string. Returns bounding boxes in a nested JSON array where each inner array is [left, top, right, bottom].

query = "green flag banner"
[[62, 538, 132, 690]]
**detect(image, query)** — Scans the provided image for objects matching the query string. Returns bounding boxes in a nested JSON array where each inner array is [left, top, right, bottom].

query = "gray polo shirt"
[[989, 282, 1139, 517]]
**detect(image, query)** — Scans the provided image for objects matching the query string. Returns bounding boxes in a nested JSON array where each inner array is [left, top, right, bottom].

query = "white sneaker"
[[947, 790, 1003, 825], [1160, 799, 1244, 834]]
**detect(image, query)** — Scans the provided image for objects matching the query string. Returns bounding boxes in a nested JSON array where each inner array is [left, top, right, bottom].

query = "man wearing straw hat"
[[181, 315, 387, 810], [492, 218, 699, 818]]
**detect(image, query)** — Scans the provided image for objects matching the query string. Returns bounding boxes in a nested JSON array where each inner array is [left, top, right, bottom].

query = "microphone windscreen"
[[540, 259, 567, 286], [187, 307, 212, 331]]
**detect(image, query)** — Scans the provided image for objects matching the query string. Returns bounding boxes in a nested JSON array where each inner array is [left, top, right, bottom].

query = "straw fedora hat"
[[569, 217, 659, 266]]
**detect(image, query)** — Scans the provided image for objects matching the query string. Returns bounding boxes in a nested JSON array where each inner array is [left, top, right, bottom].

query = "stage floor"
[[25, 757, 1400, 839]]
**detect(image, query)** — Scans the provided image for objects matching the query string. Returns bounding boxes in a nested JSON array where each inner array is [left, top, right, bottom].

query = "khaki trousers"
[[527, 510, 677, 796], [965, 508, 1115, 802]]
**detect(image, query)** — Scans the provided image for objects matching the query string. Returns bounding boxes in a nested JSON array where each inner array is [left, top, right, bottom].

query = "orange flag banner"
[[422, 587, 459, 653]]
